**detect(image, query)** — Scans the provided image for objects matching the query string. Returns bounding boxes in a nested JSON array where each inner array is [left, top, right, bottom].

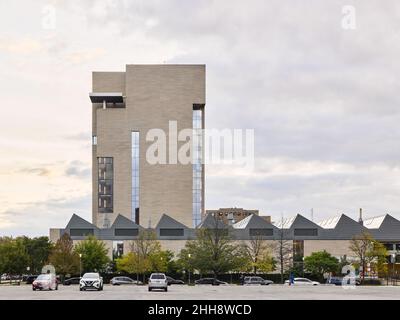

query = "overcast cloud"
[[0, 0, 400, 236]]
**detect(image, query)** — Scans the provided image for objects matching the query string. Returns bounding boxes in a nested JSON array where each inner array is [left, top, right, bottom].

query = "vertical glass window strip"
[[98, 157, 113, 213], [131, 131, 140, 223], [192, 109, 203, 227]]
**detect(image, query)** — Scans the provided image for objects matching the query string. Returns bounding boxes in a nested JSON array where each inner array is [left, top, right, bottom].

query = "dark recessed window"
[[249, 228, 273, 237], [294, 228, 318, 236], [70, 229, 94, 237], [98, 157, 113, 213], [159, 228, 184, 236], [114, 228, 138, 237]]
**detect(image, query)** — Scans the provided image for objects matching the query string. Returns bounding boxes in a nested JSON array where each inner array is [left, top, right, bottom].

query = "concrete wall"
[[304, 240, 355, 258]]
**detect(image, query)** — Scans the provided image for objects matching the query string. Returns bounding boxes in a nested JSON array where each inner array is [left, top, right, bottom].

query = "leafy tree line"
[[0, 227, 389, 284], [0, 236, 52, 276], [0, 234, 111, 279]]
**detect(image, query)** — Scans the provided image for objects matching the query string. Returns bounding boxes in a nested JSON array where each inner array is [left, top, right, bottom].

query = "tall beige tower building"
[[90, 65, 205, 228]]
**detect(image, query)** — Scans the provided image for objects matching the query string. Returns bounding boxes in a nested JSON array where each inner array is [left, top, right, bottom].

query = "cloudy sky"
[[1, 0, 400, 236]]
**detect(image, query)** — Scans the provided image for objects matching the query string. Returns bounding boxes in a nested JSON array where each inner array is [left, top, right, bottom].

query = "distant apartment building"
[[90, 64, 205, 229], [205, 208, 267, 225]]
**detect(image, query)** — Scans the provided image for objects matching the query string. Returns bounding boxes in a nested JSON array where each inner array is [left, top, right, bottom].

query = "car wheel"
[[32, 287, 36, 291], [165, 287, 168, 292], [148, 287, 152, 291], [56, 284, 58, 290], [79, 287, 83, 291]]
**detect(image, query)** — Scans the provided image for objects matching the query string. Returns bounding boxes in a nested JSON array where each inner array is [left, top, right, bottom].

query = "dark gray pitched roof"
[[111, 214, 141, 229], [233, 214, 278, 230], [365, 214, 400, 240], [65, 214, 97, 230], [275, 214, 321, 229], [155, 214, 189, 229], [197, 213, 228, 229], [318, 214, 367, 239]]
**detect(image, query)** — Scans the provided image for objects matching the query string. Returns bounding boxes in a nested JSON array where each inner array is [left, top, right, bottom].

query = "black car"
[[166, 276, 184, 285], [195, 278, 228, 286], [25, 275, 38, 284], [64, 277, 81, 285]]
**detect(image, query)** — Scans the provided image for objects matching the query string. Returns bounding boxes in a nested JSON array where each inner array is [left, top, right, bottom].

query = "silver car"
[[110, 276, 142, 285], [243, 276, 273, 285], [148, 273, 168, 292]]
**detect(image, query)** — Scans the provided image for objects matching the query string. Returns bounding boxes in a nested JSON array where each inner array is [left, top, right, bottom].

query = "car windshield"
[[83, 273, 99, 279], [151, 274, 165, 279], [36, 274, 51, 280]]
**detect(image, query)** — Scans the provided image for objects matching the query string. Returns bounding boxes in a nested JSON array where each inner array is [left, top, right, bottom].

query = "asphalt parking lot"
[[0, 284, 399, 300]]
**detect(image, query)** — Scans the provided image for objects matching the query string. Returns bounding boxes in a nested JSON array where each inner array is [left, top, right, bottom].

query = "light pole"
[[188, 253, 191, 285], [391, 253, 396, 285], [79, 253, 82, 279]]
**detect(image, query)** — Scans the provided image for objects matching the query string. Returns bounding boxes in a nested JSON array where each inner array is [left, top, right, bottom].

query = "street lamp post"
[[79, 253, 82, 279], [392, 253, 396, 286], [188, 253, 191, 285]]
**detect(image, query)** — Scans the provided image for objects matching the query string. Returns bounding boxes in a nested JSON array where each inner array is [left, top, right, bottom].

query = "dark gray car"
[[110, 276, 142, 285]]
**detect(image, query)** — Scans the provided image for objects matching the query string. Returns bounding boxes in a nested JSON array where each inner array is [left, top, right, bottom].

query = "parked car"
[[32, 273, 58, 291], [326, 276, 360, 286], [24, 275, 38, 284], [64, 277, 81, 285], [243, 276, 274, 285], [148, 273, 168, 292], [110, 276, 142, 285], [285, 277, 320, 286], [166, 276, 184, 285], [79, 273, 103, 291], [195, 278, 228, 286]]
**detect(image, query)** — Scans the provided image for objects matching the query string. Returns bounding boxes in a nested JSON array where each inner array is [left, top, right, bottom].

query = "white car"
[[285, 277, 320, 286], [32, 273, 58, 291], [148, 273, 168, 292], [79, 272, 103, 291]]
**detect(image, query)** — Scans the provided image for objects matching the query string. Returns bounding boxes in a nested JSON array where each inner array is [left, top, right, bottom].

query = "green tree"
[[0, 237, 29, 278], [178, 215, 245, 278], [21, 236, 53, 274], [48, 233, 80, 277], [116, 230, 164, 282], [148, 250, 174, 273], [74, 235, 110, 273], [243, 235, 276, 274], [349, 232, 388, 282], [303, 250, 339, 279], [116, 252, 149, 275]]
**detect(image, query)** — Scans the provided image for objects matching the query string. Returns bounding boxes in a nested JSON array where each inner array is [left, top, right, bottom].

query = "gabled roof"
[[363, 215, 387, 229], [274, 214, 320, 229], [362, 214, 400, 240], [155, 214, 189, 229], [111, 214, 141, 229], [65, 214, 96, 230], [197, 213, 227, 229], [274, 216, 296, 229], [233, 214, 277, 230], [318, 215, 342, 229]]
